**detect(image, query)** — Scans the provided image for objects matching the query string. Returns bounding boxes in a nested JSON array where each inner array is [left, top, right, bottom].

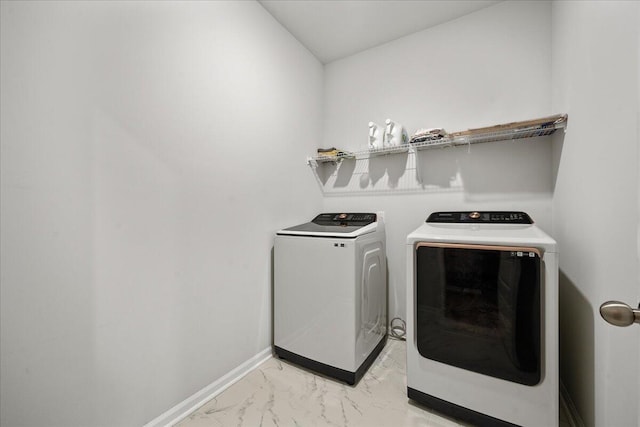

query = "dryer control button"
[[469, 211, 481, 219]]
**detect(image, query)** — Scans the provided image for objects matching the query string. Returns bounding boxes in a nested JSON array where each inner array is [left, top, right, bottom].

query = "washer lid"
[[277, 213, 379, 238]]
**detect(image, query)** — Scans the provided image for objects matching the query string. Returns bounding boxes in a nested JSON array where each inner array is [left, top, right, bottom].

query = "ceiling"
[[258, 0, 502, 64]]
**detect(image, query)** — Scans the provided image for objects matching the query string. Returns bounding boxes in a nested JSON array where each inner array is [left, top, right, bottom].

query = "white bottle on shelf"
[[383, 119, 408, 147], [368, 121, 382, 150]]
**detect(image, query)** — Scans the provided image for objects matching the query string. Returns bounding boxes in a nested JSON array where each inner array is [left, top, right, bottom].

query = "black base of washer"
[[274, 335, 387, 386], [408, 387, 520, 427]]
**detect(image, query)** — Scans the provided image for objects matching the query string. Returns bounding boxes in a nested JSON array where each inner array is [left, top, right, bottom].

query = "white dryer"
[[274, 213, 387, 385], [406, 211, 558, 427]]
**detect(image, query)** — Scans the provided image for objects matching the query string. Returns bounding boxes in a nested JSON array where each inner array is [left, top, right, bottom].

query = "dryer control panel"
[[313, 213, 377, 227], [426, 211, 533, 224]]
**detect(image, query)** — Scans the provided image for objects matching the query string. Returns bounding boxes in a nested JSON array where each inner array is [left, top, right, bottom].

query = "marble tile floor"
[[177, 339, 570, 427]]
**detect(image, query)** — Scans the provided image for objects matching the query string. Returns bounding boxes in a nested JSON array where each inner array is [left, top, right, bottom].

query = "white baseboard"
[[143, 347, 273, 427], [560, 380, 585, 427]]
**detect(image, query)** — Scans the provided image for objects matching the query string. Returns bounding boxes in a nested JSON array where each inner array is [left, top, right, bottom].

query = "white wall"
[[321, 0, 554, 320], [0, 1, 323, 426], [551, 2, 640, 426]]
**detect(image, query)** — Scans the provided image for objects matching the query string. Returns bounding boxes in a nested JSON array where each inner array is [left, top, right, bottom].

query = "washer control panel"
[[426, 211, 533, 224], [313, 213, 377, 226]]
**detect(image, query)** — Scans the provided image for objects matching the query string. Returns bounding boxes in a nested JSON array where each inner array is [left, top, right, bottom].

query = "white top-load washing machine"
[[274, 213, 387, 385], [406, 211, 558, 427]]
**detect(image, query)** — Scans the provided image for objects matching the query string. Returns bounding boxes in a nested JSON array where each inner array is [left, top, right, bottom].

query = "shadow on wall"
[[458, 136, 553, 198], [415, 147, 458, 188], [270, 246, 275, 349], [367, 156, 387, 186], [551, 129, 566, 193], [309, 136, 558, 197], [315, 162, 338, 186], [558, 270, 594, 427], [336, 158, 356, 187], [366, 152, 410, 188]]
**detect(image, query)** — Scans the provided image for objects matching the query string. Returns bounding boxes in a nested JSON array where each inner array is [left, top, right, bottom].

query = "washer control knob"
[[338, 213, 348, 219], [469, 211, 481, 219]]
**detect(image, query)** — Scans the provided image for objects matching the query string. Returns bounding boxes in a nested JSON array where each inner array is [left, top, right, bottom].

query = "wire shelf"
[[307, 114, 567, 166]]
